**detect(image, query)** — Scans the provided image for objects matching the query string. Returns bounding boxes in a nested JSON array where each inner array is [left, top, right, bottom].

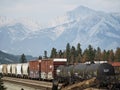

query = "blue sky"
[[0, 0, 120, 23]]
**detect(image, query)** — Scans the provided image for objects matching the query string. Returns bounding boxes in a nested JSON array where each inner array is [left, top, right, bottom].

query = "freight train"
[[0, 58, 67, 80], [0, 59, 120, 89]]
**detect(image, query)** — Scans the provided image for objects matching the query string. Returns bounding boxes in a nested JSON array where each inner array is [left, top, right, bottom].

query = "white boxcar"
[[11, 64, 17, 76], [7, 64, 12, 75], [16, 64, 22, 77], [22, 63, 29, 78], [0, 65, 3, 73]]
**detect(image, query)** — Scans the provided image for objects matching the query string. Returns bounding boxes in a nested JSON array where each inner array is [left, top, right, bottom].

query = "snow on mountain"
[[0, 16, 42, 32], [0, 16, 14, 27], [0, 6, 120, 56]]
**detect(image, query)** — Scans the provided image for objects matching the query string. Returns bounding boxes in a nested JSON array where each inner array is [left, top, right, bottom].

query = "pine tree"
[[58, 50, 63, 58], [101, 50, 108, 61], [115, 47, 120, 62], [0, 77, 6, 90], [108, 50, 114, 62], [82, 49, 89, 62], [76, 43, 82, 63], [19, 54, 27, 63], [87, 45, 95, 62], [94, 47, 102, 61], [50, 48, 57, 58], [38, 56, 42, 59], [66, 43, 71, 64], [44, 50, 48, 59], [70, 46, 76, 64]]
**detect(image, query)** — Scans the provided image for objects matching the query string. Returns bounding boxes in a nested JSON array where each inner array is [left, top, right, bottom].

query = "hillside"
[[0, 50, 36, 64]]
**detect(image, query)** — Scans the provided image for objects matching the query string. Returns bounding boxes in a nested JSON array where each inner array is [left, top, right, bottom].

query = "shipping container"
[[11, 64, 17, 76], [2, 64, 7, 75], [16, 64, 22, 77], [29, 60, 41, 79], [41, 58, 67, 80], [22, 63, 29, 78], [7, 64, 12, 76]]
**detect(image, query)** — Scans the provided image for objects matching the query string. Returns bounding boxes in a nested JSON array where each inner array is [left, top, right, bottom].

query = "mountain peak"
[[75, 6, 93, 11], [68, 5, 95, 15]]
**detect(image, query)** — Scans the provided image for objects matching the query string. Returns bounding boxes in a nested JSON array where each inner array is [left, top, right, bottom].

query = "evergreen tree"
[[108, 49, 114, 62], [77, 43, 82, 54], [58, 50, 63, 58], [19, 54, 27, 63], [94, 47, 102, 61], [115, 47, 120, 62], [44, 50, 48, 59], [70, 46, 76, 64], [0, 77, 6, 90], [50, 48, 57, 58], [82, 49, 89, 62], [87, 45, 95, 62], [66, 43, 71, 64], [76, 43, 82, 62], [38, 56, 42, 59], [101, 50, 108, 61]]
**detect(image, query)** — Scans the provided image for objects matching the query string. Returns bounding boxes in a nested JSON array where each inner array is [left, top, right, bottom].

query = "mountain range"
[[0, 50, 37, 64], [0, 6, 120, 56]]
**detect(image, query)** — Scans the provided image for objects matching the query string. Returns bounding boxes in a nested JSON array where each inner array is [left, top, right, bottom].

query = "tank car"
[[56, 63, 116, 88]]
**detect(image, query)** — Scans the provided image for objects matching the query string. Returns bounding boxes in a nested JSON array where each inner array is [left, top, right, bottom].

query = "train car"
[[109, 62, 120, 74], [7, 64, 12, 76], [29, 60, 41, 79], [22, 63, 29, 78], [11, 64, 17, 77], [16, 64, 22, 77], [2, 64, 7, 75], [56, 65, 74, 83], [56, 63, 116, 88], [0, 65, 3, 74], [41, 58, 67, 80], [0, 65, 3, 78]]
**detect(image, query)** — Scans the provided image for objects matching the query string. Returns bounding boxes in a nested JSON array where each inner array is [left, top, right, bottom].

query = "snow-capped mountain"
[[0, 6, 120, 56]]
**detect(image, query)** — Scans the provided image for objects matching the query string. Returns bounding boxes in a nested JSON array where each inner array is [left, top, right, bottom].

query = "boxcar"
[[16, 64, 22, 77], [11, 64, 17, 76], [41, 58, 67, 80], [29, 60, 41, 79], [7, 64, 12, 76], [110, 62, 120, 74], [22, 63, 29, 78]]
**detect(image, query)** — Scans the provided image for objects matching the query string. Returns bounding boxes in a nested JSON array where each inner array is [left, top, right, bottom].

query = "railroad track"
[[2, 77, 52, 89]]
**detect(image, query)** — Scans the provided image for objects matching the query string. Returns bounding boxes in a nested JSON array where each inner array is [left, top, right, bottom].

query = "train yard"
[[0, 58, 120, 90]]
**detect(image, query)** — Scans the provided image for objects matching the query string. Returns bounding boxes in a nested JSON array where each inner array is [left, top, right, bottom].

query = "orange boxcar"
[[41, 58, 67, 80], [29, 60, 41, 79]]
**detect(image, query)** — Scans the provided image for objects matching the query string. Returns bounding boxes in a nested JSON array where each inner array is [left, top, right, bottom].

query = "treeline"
[[44, 43, 120, 64]]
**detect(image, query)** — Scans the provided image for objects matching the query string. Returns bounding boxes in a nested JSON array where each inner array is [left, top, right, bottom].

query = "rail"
[[2, 77, 52, 89]]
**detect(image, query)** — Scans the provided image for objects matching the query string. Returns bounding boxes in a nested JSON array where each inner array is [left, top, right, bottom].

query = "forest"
[[42, 43, 120, 64]]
